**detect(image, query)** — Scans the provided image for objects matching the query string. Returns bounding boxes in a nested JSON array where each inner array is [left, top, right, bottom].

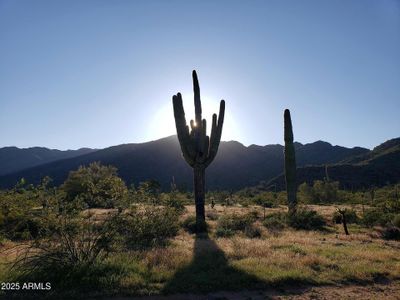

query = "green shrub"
[[165, 196, 185, 212], [288, 209, 326, 230], [13, 212, 119, 279], [262, 212, 287, 231], [362, 209, 394, 227], [0, 205, 57, 241], [332, 209, 359, 224], [117, 206, 179, 249], [181, 215, 208, 233], [11, 212, 123, 297], [63, 162, 128, 209], [216, 213, 256, 237], [215, 226, 234, 237], [181, 215, 197, 233], [1, 212, 41, 240]]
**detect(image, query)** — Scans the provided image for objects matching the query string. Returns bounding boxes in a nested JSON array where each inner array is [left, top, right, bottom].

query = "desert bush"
[[215, 213, 256, 237], [332, 209, 359, 224], [9, 211, 123, 297], [362, 209, 394, 227], [0, 210, 42, 240], [12, 211, 119, 278], [181, 215, 208, 233], [252, 192, 278, 208], [262, 212, 287, 231], [215, 226, 234, 237], [299, 181, 340, 204], [0, 183, 59, 240], [181, 215, 197, 233], [288, 209, 326, 230], [135, 180, 162, 205], [164, 196, 185, 212], [63, 162, 128, 209], [117, 206, 179, 249]]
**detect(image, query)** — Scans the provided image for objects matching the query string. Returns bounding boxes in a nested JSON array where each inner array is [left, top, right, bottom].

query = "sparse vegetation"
[[182, 215, 207, 234], [288, 208, 326, 230], [332, 208, 359, 224], [215, 212, 256, 237], [1, 164, 400, 299], [262, 212, 287, 231], [116, 206, 180, 250]]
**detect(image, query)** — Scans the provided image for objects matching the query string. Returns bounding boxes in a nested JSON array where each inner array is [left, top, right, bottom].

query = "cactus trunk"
[[284, 109, 297, 216], [172, 70, 225, 231], [194, 167, 205, 224]]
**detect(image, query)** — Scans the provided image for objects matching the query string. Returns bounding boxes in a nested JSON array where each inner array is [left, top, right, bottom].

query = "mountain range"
[[0, 147, 96, 176], [265, 137, 400, 191], [0, 136, 399, 191]]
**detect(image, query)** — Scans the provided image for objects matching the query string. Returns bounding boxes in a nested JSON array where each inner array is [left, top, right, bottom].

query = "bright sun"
[[146, 95, 239, 142]]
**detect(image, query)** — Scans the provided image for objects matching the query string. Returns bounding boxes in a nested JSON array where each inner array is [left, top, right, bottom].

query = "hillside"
[[0, 147, 96, 176], [265, 137, 400, 191], [0, 136, 369, 190]]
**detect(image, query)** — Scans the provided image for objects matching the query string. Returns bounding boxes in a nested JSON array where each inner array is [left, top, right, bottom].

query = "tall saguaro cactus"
[[284, 109, 297, 216], [172, 70, 225, 229]]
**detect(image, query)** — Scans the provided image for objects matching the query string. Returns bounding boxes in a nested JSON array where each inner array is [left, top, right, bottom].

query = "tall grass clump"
[[9, 210, 122, 296]]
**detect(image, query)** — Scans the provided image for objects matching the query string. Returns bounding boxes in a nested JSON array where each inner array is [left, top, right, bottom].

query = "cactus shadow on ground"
[[162, 231, 266, 294]]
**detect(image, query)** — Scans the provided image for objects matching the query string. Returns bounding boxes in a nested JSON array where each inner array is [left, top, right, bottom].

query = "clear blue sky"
[[0, 0, 399, 150]]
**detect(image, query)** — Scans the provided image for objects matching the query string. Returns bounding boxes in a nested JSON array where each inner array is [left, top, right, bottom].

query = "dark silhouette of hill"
[[265, 137, 400, 191], [0, 136, 370, 190], [0, 147, 96, 176]]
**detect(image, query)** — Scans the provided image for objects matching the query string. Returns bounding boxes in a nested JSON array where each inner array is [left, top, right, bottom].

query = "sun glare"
[[146, 94, 240, 142]]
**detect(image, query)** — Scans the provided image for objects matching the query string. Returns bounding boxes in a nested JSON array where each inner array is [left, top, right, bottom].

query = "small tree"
[[63, 162, 128, 209]]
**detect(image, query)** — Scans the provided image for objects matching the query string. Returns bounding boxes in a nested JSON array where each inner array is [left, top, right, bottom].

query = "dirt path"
[[100, 281, 400, 300]]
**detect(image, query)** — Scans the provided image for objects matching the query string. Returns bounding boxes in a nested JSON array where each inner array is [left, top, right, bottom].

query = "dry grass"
[[1, 204, 399, 298]]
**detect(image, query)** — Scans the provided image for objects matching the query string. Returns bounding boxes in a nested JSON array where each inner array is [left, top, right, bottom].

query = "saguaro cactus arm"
[[206, 101, 225, 167], [172, 93, 195, 166]]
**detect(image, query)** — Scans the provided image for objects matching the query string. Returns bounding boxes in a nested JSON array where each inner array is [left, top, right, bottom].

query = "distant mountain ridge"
[[265, 137, 400, 191], [0, 136, 375, 190], [0, 147, 96, 176]]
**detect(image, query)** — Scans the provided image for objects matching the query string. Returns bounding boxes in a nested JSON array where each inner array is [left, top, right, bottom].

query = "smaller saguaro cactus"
[[324, 165, 330, 182], [284, 109, 297, 216]]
